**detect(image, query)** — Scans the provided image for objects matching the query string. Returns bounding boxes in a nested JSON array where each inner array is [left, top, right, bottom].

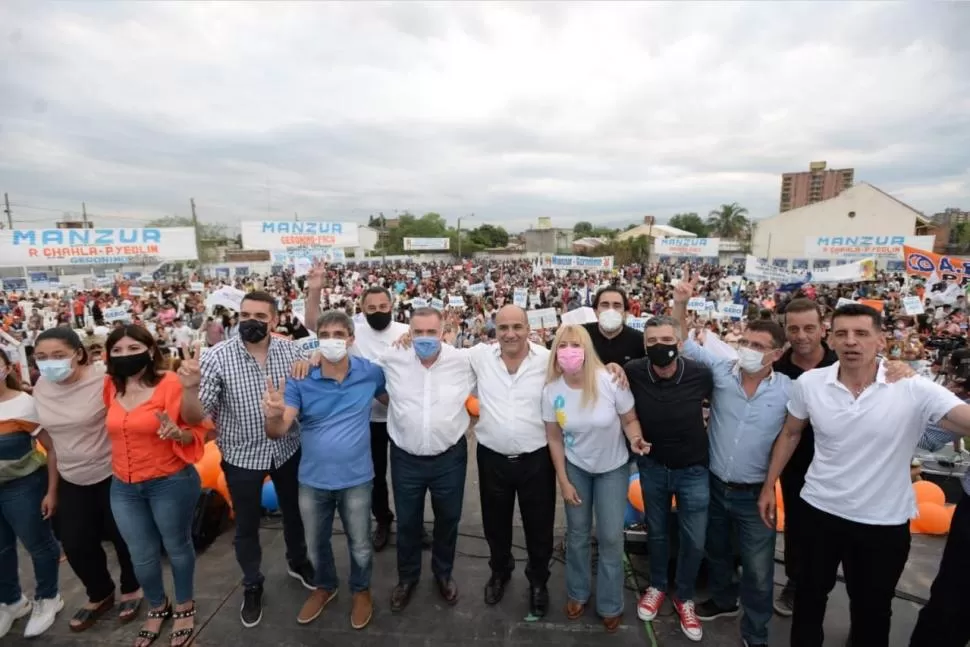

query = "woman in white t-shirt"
[[541, 324, 648, 632], [0, 350, 62, 639]]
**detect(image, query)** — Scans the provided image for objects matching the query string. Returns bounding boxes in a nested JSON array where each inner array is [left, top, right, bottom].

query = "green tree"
[[668, 212, 710, 237], [468, 224, 509, 249], [573, 221, 594, 235], [146, 215, 228, 263], [706, 203, 750, 239]]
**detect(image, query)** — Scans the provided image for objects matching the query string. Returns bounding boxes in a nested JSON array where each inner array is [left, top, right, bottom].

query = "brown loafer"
[[565, 599, 585, 620], [602, 614, 622, 633]]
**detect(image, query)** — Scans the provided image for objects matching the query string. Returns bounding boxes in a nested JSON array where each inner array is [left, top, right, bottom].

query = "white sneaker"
[[0, 596, 31, 638], [24, 595, 63, 638]]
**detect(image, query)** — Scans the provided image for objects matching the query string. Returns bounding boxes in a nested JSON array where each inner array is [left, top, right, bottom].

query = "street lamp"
[[457, 212, 474, 257]]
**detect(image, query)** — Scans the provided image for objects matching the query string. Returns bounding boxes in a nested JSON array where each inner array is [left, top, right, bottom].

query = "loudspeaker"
[[192, 488, 231, 553]]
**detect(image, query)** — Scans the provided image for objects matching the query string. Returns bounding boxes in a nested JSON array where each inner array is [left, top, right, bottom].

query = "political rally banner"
[[653, 237, 720, 257], [902, 245, 970, 286], [744, 256, 806, 283], [403, 237, 450, 251], [804, 235, 935, 260], [539, 255, 614, 271], [808, 258, 877, 284], [0, 227, 199, 267], [241, 221, 359, 251]]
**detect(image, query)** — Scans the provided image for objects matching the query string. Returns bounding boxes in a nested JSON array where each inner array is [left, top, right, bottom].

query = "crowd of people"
[[0, 256, 967, 647]]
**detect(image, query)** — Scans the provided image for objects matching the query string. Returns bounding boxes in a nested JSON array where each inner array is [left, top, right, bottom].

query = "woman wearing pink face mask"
[[541, 325, 647, 633]]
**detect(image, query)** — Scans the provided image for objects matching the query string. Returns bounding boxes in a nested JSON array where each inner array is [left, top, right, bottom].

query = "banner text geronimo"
[[260, 222, 346, 247]]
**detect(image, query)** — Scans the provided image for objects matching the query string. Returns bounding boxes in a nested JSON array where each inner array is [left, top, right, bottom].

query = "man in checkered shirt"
[[180, 291, 314, 629]]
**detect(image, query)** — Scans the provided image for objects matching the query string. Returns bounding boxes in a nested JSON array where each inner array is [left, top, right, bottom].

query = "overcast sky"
[[1, 1, 968, 233]]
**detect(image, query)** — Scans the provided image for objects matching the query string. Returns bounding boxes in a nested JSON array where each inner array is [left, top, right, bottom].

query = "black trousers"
[[56, 476, 140, 602], [780, 465, 808, 584], [370, 421, 394, 526], [221, 450, 309, 588], [477, 443, 556, 586], [792, 503, 910, 647], [909, 493, 970, 647]]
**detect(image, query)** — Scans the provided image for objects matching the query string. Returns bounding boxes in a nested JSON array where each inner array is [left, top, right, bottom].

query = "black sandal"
[[119, 596, 144, 623], [136, 601, 171, 647], [69, 594, 115, 632], [170, 602, 196, 647]]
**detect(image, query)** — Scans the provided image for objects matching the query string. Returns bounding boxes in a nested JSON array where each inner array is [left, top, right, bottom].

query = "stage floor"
[[6, 434, 942, 646]]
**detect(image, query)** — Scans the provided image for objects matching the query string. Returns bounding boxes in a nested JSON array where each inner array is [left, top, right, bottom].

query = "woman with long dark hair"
[[0, 350, 62, 639], [32, 327, 142, 632], [102, 325, 206, 647]]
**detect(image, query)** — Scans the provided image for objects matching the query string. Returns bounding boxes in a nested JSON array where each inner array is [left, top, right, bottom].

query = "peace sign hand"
[[262, 377, 286, 420], [177, 342, 203, 389], [673, 263, 699, 305]]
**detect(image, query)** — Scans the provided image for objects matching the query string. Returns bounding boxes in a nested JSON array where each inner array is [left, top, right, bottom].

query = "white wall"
[[751, 184, 927, 261]]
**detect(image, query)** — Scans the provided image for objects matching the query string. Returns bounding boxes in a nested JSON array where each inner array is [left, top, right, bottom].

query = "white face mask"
[[318, 338, 348, 363], [598, 309, 624, 332], [737, 346, 766, 373]]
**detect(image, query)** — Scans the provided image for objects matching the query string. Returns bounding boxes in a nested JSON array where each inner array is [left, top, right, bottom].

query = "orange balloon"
[[775, 508, 786, 532], [774, 480, 785, 514], [913, 480, 946, 507], [35, 442, 47, 456], [465, 396, 480, 417], [194, 441, 223, 490], [628, 478, 644, 513], [914, 502, 952, 535]]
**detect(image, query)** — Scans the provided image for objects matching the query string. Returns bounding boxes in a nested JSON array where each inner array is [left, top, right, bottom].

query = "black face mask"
[[238, 319, 269, 343], [365, 311, 392, 331], [646, 343, 679, 368], [109, 351, 153, 378]]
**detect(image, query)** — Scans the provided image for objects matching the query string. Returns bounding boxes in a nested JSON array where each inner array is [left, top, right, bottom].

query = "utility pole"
[[294, 212, 299, 221], [380, 212, 387, 264], [3, 193, 11, 229], [82, 202, 89, 228], [190, 197, 204, 266]]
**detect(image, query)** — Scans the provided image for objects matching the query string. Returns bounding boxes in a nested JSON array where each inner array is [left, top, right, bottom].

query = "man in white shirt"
[[759, 303, 970, 647], [377, 307, 475, 613], [469, 305, 554, 618], [347, 287, 411, 551]]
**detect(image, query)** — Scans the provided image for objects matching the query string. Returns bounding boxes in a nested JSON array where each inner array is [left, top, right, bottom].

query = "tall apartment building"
[[779, 161, 854, 212]]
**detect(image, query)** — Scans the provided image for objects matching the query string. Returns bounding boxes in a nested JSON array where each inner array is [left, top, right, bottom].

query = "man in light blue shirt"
[[673, 271, 791, 647], [264, 310, 386, 632]]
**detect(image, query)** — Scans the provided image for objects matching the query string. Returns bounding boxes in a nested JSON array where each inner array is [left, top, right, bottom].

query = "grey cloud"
[[0, 1, 968, 233]]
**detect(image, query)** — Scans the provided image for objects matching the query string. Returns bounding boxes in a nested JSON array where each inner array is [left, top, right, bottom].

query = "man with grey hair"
[[375, 306, 476, 613], [623, 315, 715, 643], [263, 309, 387, 631]]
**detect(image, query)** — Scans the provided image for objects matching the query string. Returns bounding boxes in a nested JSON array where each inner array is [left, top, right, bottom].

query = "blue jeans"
[[298, 481, 373, 593], [110, 466, 201, 607], [564, 461, 627, 617], [637, 456, 709, 602], [390, 437, 467, 583], [707, 476, 776, 645], [0, 469, 60, 603]]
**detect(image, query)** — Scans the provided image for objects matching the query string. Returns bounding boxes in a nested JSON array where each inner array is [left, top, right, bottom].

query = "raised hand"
[[177, 342, 202, 389], [673, 263, 699, 305], [262, 377, 286, 420], [306, 259, 327, 292]]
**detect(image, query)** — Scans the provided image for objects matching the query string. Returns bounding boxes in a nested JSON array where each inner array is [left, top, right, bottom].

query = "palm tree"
[[706, 203, 750, 239]]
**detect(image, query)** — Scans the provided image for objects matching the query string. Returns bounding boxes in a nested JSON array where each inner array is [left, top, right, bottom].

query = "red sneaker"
[[636, 587, 665, 622], [673, 598, 703, 642]]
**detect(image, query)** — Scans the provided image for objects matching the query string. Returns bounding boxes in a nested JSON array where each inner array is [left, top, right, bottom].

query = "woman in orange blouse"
[[103, 325, 205, 647]]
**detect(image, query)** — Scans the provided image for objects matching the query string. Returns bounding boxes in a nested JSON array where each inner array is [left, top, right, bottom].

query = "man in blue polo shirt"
[[263, 309, 386, 632]]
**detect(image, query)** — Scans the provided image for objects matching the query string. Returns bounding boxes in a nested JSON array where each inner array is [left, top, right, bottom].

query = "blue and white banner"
[[0, 227, 198, 267], [241, 221, 359, 251], [654, 237, 720, 257]]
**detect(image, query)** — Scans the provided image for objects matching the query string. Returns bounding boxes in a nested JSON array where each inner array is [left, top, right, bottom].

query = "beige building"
[[752, 183, 936, 269]]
